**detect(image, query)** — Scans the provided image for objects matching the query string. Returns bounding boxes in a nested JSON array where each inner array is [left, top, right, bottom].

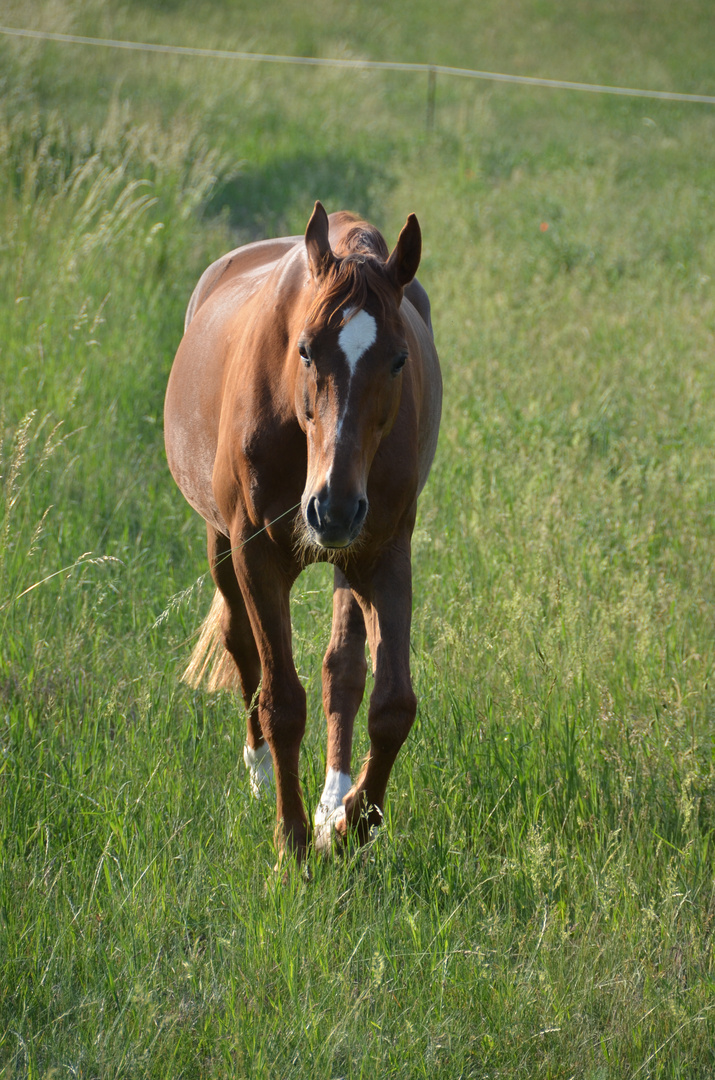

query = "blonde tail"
[[182, 589, 242, 692]]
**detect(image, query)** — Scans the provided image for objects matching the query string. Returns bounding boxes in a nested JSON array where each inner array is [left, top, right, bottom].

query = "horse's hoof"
[[313, 804, 347, 854], [313, 803, 384, 854]]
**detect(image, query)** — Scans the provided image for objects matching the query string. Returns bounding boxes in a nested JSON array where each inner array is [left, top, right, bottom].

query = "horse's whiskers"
[[291, 511, 366, 571]]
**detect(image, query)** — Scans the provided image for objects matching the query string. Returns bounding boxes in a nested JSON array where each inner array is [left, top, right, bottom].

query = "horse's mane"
[[306, 222, 395, 328]]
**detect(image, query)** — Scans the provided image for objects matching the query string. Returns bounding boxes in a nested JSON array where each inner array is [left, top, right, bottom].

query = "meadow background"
[[1, 1, 715, 1076]]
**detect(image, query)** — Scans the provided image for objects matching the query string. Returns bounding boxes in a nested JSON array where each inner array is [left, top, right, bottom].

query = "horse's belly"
[[165, 412, 227, 534]]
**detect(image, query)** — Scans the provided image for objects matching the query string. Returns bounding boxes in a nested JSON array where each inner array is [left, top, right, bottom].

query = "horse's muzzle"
[[303, 489, 368, 549]]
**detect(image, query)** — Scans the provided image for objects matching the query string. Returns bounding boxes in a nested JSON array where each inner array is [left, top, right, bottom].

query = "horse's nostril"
[[304, 491, 367, 546], [306, 496, 321, 531], [352, 497, 368, 532]]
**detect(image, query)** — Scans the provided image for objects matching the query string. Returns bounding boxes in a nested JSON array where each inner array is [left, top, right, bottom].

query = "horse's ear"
[[386, 213, 421, 289], [305, 201, 334, 280]]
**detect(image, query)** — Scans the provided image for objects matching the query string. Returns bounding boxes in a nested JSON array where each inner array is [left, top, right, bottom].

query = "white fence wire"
[[2, 24, 715, 106]]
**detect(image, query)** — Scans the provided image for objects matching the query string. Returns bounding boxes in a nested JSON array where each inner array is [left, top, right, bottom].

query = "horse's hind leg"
[[314, 567, 367, 849], [207, 525, 273, 796]]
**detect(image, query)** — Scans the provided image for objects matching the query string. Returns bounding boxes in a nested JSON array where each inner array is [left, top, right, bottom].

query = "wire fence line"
[[2, 23, 715, 107]]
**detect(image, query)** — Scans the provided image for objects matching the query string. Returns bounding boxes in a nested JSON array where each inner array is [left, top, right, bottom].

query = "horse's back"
[[184, 235, 302, 330], [404, 278, 433, 337], [400, 294, 441, 494]]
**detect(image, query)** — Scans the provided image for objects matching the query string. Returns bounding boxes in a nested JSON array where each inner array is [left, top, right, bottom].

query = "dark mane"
[[306, 222, 395, 328]]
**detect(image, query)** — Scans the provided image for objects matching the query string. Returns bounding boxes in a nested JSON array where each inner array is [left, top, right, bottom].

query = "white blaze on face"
[[338, 308, 377, 374], [330, 308, 378, 451]]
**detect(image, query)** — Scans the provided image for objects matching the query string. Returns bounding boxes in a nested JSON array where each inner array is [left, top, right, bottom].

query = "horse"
[[164, 202, 442, 863]]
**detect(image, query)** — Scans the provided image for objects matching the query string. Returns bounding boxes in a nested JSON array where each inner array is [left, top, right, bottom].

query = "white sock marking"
[[314, 767, 351, 850], [243, 741, 274, 798], [315, 767, 352, 823]]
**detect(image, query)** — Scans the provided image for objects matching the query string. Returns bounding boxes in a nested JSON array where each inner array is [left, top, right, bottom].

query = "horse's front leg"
[[340, 538, 417, 842], [231, 538, 309, 861], [314, 567, 367, 850]]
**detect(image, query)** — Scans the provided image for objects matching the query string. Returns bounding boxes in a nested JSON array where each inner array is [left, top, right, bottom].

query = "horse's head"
[[295, 202, 421, 550]]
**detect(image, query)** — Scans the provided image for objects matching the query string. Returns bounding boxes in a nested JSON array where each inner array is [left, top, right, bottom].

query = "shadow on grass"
[[203, 150, 392, 239]]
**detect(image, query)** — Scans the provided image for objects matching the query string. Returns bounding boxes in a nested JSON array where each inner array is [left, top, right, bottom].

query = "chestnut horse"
[[164, 202, 441, 862]]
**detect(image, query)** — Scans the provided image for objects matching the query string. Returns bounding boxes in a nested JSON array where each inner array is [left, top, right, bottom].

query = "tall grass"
[[2, 2, 715, 1076]]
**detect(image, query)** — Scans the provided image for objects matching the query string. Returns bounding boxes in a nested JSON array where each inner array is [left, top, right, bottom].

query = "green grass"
[[2, 1, 715, 1076]]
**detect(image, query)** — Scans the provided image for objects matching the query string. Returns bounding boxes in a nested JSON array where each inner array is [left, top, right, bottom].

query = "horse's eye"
[[392, 352, 408, 377], [298, 343, 312, 367]]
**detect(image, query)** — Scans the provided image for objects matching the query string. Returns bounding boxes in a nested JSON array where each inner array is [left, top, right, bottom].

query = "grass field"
[[2, 1, 715, 1076]]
